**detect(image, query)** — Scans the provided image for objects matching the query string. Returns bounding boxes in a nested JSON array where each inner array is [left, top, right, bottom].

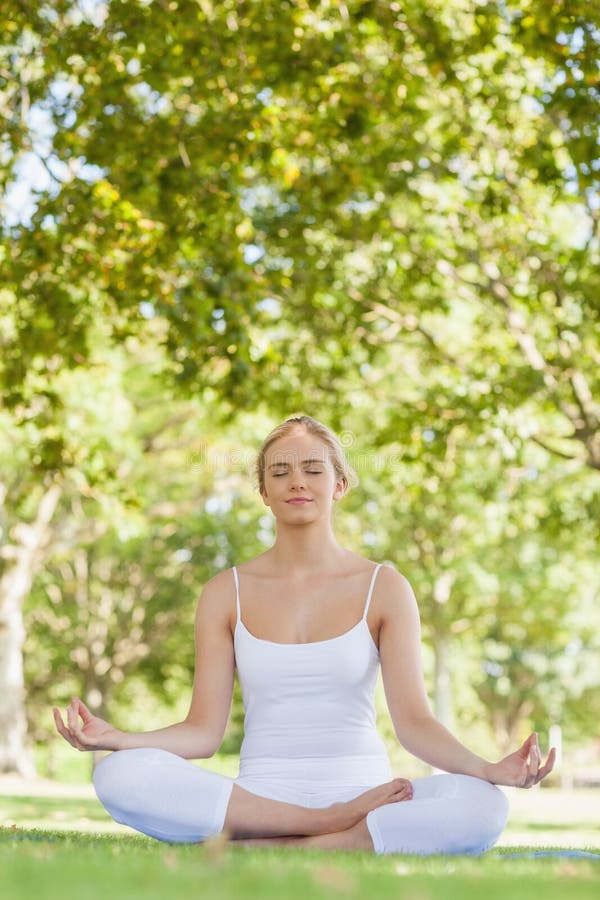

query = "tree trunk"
[[0, 481, 61, 776]]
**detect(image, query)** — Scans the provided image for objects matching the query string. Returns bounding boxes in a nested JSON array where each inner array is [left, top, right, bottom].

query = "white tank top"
[[232, 564, 391, 778]]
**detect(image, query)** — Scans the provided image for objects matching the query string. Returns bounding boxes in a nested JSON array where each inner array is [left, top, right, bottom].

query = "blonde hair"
[[255, 415, 358, 495]]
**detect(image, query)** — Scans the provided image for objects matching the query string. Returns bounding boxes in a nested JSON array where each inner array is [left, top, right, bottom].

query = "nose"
[[289, 469, 306, 490]]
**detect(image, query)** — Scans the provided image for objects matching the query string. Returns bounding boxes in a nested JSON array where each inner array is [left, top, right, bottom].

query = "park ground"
[[1, 774, 598, 900]]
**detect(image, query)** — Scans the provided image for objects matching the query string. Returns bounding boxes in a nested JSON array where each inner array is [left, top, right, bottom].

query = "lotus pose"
[[54, 415, 555, 854]]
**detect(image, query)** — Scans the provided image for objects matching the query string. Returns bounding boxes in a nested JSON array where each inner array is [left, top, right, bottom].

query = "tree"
[[4, 2, 597, 444], [21, 344, 271, 771], [339, 384, 600, 754], [0, 471, 61, 775], [2, 0, 599, 773]]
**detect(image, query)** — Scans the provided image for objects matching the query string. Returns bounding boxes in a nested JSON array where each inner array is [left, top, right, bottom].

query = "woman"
[[54, 415, 555, 854]]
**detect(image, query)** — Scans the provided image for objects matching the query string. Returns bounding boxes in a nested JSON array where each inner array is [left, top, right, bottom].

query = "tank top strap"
[[232, 566, 241, 623], [362, 563, 382, 620]]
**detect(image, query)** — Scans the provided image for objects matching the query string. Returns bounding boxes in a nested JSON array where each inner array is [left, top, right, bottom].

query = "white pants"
[[93, 748, 509, 855]]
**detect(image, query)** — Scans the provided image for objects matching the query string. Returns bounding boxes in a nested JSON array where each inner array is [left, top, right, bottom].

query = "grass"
[[1, 790, 599, 900]]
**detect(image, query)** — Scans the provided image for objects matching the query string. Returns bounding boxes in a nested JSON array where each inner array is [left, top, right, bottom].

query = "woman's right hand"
[[53, 697, 124, 752], [326, 777, 413, 833]]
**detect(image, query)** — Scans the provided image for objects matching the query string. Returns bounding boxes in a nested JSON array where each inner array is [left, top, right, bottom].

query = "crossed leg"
[[94, 750, 508, 855], [231, 817, 374, 851], [93, 749, 410, 846], [226, 775, 510, 855], [222, 779, 411, 844]]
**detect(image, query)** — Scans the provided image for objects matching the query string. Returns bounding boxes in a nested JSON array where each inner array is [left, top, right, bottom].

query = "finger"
[[543, 747, 557, 777], [53, 708, 69, 740], [518, 733, 534, 760], [527, 731, 541, 779], [534, 747, 557, 785], [72, 696, 89, 721], [67, 702, 86, 742], [526, 734, 541, 783], [53, 707, 72, 738], [531, 733, 541, 766], [520, 763, 534, 789], [67, 701, 77, 730], [76, 698, 94, 723], [53, 715, 78, 749]]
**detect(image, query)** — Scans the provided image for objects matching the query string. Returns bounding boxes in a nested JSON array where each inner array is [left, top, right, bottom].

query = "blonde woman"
[[54, 415, 554, 854]]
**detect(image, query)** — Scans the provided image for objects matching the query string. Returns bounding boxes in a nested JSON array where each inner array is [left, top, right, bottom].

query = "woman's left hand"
[[484, 732, 556, 788]]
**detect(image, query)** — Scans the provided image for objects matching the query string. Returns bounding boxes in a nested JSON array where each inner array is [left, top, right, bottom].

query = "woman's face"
[[260, 428, 346, 520]]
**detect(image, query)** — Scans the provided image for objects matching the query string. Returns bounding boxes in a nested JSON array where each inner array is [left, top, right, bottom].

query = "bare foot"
[[327, 778, 412, 833]]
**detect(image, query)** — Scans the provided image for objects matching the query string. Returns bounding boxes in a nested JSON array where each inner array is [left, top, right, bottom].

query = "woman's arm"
[[54, 570, 237, 759], [377, 566, 554, 786]]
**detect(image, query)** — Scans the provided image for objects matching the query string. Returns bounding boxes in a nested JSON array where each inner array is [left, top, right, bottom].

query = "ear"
[[332, 477, 348, 501], [260, 487, 271, 508]]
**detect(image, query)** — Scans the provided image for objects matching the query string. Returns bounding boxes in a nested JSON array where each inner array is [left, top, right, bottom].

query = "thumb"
[[519, 733, 535, 758]]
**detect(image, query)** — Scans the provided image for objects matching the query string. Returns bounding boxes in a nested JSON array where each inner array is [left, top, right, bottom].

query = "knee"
[[484, 782, 510, 845], [93, 748, 167, 819], [454, 776, 509, 853]]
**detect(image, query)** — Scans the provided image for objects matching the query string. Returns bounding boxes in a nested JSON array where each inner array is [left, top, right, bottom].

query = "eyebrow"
[[268, 458, 325, 470]]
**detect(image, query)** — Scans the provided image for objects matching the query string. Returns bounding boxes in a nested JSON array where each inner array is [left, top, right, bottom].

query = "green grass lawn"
[[1, 791, 599, 900]]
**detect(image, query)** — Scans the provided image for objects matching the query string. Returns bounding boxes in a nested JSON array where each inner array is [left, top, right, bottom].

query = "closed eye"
[[272, 470, 323, 476]]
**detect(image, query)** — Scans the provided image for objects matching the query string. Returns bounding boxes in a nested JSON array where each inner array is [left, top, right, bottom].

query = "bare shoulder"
[[195, 568, 237, 632], [373, 564, 420, 622]]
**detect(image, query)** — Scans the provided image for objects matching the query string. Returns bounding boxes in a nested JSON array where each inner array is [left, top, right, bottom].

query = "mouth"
[[286, 498, 313, 504]]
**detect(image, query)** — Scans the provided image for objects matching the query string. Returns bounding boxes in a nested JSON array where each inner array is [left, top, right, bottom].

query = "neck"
[[267, 521, 347, 576]]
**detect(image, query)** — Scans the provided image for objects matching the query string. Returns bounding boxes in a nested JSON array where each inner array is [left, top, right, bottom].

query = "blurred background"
[[1, 0, 598, 791]]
